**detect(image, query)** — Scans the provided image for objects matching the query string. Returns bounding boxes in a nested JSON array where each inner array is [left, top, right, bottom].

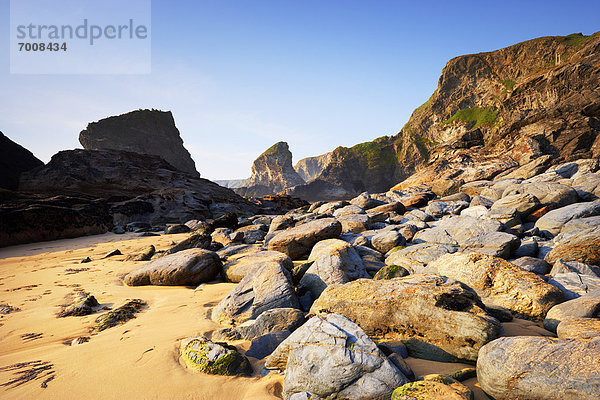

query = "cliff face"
[[294, 153, 333, 182], [0, 132, 44, 190], [79, 109, 199, 176], [236, 142, 305, 197], [285, 32, 600, 200]]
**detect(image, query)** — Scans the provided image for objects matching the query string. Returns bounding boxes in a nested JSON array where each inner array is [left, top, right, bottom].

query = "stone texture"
[[124, 249, 221, 286], [212, 308, 305, 341], [535, 200, 600, 237], [267, 218, 342, 259], [547, 272, 600, 300], [310, 275, 500, 362], [299, 239, 369, 300], [543, 291, 600, 332], [386, 243, 458, 266], [511, 256, 550, 275], [430, 252, 564, 319], [79, 109, 198, 176], [545, 227, 600, 265], [265, 313, 409, 400], [179, 336, 252, 376], [222, 250, 293, 283], [556, 318, 600, 339], [391, 374, 474, 400], [477, 336, 600, 400], [211, 262, 299, 326], [337, 214, 370, 234]]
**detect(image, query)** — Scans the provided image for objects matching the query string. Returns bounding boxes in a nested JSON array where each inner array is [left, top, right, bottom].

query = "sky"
[[1, 0, 599, 180]]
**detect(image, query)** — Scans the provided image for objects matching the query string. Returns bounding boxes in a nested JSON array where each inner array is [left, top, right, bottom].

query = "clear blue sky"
[[1, 0, 599, 180]]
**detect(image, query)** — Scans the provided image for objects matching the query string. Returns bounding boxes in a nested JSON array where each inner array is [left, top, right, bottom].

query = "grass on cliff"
[[502, 79, 516, 91], [558, 33, 591, 48], [444, 107, 498, 128], [349, 141, 398, 167]]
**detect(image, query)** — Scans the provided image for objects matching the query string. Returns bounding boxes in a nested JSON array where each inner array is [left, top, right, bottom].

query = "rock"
[[0, 192, 114, 247], [386, 243, 458, 266], [125, 245, 156, 261], [163, 232, 212, 256], [511, 256, 550, 274], [211, 227, 244, 246], [461, 231, 520, 259], [317, 201, 349, 215], [487, 206, 521, 228], [550, 260, 600, 277], [547, 272, 600, 300], [477, 336, 600, 400], [246, 331, 291, 360], [369, 202, 406, 215], [430, 253, 564, 319], [299, 239, 369, 300], [222, 250, 293, 283], [213, 308, 305, 341], [503, 182, 579, 208], [432, 178, 464, 197], [560, 216, 600, 234], [543, 292, 600, 332], [333, 204, 366, 217], [211, 212, 239, 230], [460, 205, 488, 218], [269, 215, 295, 233], [491, 193, 540, 215], [557, 318, 600, 339], [58, 292, 99, 317], [237, 142, 306, 197], [337, 214, 370, 234], [514, 239, 539, 258], [179, 337, 252, 376], [267, 218, 342, 259], [79, 109, 199, 176], [310, 275, 500, 362], [184, 219, 209, 231], [545, 227, 600, 265], [391, 375, 474, 400], [103, 249, 122, 258], [211, 262, 299, 326], [371, 230, 405, 254], [124, 249, 221, 286], [469, 195, 494, 208], [165, 224, 190, 234], [373, 264, 410, 280], [265, 313, 409, 400], [94, 299, 146, 331], [502, 155, 553, 180], [425, 201, 469, 218], [112, 225, 125, 234], [81, 257, 92, 263], [0, 131, 44, 190], [535, 200, 600, 237], [237, 225, 267, 244]]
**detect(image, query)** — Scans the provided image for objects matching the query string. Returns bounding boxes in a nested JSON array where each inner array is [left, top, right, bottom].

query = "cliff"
[[236, 142, 305, 197], [284, 32, 600, 200], [0, 132, 44, 190], [79, 109, 199, 176]]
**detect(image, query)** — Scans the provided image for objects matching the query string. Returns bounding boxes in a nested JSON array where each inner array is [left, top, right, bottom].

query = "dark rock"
[[164, 224, 190, 234], [0, 131, 44, 190], [246, 331, 291, 360], [163, 232, 212, 256], [79, 109, 198, 176], [103, 249, 122, 258], [58, 292, 99, 317]]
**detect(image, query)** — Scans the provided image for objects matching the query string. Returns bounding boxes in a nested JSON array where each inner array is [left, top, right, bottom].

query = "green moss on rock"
[[180, 337, 252, 376], [373, 264, 410, 280], [444, 107, 498, 128]]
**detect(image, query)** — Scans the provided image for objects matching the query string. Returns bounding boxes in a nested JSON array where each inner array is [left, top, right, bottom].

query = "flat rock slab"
[[266, 313, 409, 400], [477, 336, 600, 400], [222, 250, 293, 283], [430, 252, 564, 320], [543, 292, 600, 332], [535, 200, 600, 237], [124, 248, 221, 286], [310, 274, 500, 362]]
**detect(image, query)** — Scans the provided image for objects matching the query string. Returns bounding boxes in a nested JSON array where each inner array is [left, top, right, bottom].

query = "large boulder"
[[79, 109, 199, 176], [267, 218, 342, 259], [265, 313, 409, 400], [299, 239, 369, 300], [547, 272, 600, 300], [545, 227, 600, 265], [543, 291, 600, 332], [385, 243, 458, 266], [310, 275, 500, 362], [430, 252, 564, 320], [211, 262, 299, 326], [222, 250, 293, 283], [502, 182, 579, 208], [213, 308, 305, 341], [124, 248, 221, 286], [557, 318, 600, 339], [477, 336, 600, 400], [535, 200, 600, 237], [412, 215, 503, 246], [0, 131, 44, 190]]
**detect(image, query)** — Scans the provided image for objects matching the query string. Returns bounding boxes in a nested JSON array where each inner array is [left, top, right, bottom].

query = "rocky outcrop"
[[284, 32, 600, 201], [18, 149, 256, 225], [237, 142, 305, 197], [294, 152, 333, 182], [0, 132, 43, 191], [79, 109, 198, 176], [0, 191, 112, 247]]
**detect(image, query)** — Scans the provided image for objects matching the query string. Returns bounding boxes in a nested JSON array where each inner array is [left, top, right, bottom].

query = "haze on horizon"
[[1, 0, 599, 180]]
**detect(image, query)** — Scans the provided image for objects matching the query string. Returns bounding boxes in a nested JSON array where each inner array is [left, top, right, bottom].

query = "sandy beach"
[[0, 233, 556, 400]]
